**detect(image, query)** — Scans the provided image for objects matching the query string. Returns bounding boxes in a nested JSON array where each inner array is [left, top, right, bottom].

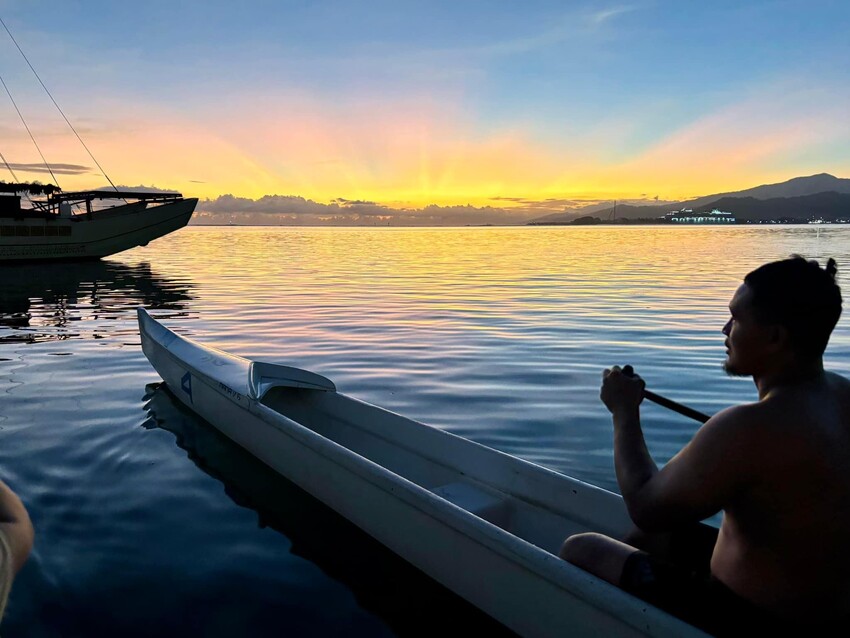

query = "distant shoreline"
[[528, 219, 850, 226], [187, 221, 849, 228]]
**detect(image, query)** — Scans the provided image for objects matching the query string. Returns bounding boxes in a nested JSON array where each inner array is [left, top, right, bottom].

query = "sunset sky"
[[0, 1, 848, 224]]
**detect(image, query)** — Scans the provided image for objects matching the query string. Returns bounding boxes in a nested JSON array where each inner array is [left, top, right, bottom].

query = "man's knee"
[[559, 532, 610, 563], [559, 532, 638, 586]]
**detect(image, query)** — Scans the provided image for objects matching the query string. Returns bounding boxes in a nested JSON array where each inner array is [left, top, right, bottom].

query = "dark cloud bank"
[[70, 185, 667, 226], [191, 193, 666, 226], [193, 194, 536, 226]]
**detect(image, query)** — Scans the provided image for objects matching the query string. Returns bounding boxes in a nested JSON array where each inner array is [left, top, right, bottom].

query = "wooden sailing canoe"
[[137, 308, 709, 637]]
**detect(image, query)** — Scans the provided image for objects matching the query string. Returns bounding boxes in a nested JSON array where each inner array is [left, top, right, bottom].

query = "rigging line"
[[0, 149, 35, 206], [0, 16, 122, 196], [0, 149, 19, 181], [0, 73, 61, 188]]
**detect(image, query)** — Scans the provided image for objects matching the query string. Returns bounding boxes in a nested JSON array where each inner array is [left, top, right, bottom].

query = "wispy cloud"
[[588, 5, 638, 26], [3, 162, 91, 175], [303, 2, 643, 79], [615, 76, 850, 195]]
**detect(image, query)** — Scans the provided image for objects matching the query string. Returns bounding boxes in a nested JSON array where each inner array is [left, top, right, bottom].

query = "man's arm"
[[601, 366, 659, 506], [602, 366, 753, 531], [611, 405, 658, 509], [628, 407, 755, 530], [0, 479, 33, 575]]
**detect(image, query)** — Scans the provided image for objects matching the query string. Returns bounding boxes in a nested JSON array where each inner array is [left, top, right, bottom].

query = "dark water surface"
[[2, 225, 850, 636]]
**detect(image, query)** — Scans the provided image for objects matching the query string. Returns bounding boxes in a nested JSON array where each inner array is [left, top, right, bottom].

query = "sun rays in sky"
[[0, 1, 848, 224]]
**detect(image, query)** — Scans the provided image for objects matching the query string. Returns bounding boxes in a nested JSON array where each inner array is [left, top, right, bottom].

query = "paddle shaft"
[[643, 389, 711, 424], [620, 364, 711, 424]]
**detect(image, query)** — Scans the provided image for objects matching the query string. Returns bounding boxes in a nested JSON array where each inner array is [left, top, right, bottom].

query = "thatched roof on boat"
[[0, 182, 61, 195]]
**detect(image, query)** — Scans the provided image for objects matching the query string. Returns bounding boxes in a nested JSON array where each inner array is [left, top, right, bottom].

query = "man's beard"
[[722, 360, 748, 377]]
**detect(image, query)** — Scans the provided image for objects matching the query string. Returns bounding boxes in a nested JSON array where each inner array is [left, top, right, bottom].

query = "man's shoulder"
[[705, 401, 766, 430], [826, 370, 850, 392], [694, 402, 773, 452]]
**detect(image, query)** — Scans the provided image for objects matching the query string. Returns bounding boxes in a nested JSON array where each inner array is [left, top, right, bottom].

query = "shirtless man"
[[560, 256, 850, 634]]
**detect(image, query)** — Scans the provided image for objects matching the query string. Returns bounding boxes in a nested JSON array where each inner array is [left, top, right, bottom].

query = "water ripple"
[[2, 225, 850, 635]]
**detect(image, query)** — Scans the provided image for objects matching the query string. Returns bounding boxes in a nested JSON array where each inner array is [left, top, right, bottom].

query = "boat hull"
[[138, 309, 708, 637], [0, 198, 197, 262]]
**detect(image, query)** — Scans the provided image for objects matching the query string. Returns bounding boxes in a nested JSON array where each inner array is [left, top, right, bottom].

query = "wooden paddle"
[[622, 365, 711, 424]]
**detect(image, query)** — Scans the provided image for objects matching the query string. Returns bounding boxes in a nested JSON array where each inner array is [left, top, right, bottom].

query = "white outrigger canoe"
[[138, 309, 709, 637]]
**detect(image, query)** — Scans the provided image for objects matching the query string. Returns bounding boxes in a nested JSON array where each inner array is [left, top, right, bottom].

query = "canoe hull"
[[138, 309, 708, 638]]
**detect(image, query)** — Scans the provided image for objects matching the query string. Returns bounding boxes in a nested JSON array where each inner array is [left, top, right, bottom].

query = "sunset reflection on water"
[[4, 224, 850, 636], [113, 225, 850, 484]]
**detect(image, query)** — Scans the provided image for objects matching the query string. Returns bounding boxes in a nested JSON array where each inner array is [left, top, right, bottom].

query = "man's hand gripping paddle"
[[622, 364, 711, 424]]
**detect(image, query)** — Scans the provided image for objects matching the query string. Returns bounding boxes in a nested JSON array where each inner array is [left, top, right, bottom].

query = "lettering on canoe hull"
[[218, 382, 244, 403]]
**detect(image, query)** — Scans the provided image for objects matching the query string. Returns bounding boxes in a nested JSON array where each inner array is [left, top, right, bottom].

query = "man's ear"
[[767, 324, 789, 350]]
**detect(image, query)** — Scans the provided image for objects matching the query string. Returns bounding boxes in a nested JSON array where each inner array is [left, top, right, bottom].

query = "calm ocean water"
[[2, 225, 850, 636]]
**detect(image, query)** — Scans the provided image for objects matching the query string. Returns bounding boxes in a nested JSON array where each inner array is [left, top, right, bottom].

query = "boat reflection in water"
[[142, 382, 514, 637], [0, 261, 193, 344]]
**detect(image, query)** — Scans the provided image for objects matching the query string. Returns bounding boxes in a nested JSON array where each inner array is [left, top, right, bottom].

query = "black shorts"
[[620, 551, 840, 637]]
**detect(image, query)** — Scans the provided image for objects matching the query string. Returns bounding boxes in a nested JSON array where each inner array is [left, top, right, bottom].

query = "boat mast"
[[0, 71, 60, 188], [0, 16, 122, 198]]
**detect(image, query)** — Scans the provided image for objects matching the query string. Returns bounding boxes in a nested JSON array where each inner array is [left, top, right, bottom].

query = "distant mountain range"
[[529, 174, 850, 224]]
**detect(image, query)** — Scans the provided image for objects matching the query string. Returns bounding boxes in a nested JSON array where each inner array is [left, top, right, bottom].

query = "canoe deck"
[[261, 385, 630, 557]]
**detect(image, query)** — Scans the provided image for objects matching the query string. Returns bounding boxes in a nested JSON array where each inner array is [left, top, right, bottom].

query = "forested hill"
[[528, 173, 850, 223], [695, 191, 850, 222]]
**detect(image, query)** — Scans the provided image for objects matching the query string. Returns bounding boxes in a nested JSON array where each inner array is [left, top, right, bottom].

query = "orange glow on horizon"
[[2, 88, 847, 213]]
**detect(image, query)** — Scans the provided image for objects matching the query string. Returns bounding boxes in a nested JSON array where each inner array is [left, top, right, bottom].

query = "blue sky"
[[0, 1, 848, 223]]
